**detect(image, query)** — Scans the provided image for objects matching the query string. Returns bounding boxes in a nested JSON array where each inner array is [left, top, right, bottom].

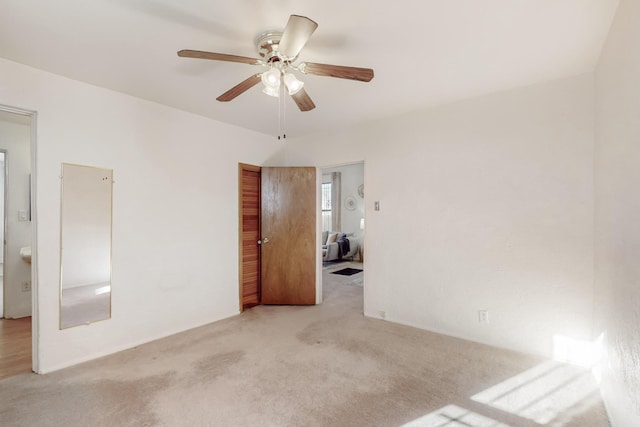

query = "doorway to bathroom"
[[0, 108, 33, 379], [0, 111, 32, 320]]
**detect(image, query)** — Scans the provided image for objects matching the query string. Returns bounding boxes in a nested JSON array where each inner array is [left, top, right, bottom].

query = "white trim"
[[316, 167, 322, 304], [0, 149, 6, 319], [0, 105, 34, 117]]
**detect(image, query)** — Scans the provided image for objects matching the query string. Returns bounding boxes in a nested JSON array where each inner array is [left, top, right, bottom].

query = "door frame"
[[1, 149, 6, 319], [0, 103, 38, 373]]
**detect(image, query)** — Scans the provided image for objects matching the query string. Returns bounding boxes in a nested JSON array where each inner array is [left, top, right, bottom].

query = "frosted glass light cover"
[[261, 68, 281, 88], [283, 73, 304, 95], [262, 86, 280, 97]]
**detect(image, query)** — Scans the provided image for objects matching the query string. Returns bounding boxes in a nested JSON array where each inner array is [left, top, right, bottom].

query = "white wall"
[[322, 163, 364, 235], [0, 57, 281, 372], [0, 118, 32, 318], [594, 0, 640, 425], [283, 73, 596, 358]]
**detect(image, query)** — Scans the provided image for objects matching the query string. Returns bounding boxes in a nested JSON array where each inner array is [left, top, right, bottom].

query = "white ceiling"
[[0, 0, 619, 137]]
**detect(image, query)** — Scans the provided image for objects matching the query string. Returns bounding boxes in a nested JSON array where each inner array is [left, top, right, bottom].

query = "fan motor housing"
[[256, 31, 293, 63]]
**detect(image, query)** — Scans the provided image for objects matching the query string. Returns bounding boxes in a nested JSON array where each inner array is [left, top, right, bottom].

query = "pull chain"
[[277, 86, 282, 140], [277, 82, 286, 140], [282, 83, 286, 140]]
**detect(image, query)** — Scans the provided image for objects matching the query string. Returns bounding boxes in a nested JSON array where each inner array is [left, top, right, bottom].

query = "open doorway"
[[0, 108, 33, 379], [320, 162, 364, 302]]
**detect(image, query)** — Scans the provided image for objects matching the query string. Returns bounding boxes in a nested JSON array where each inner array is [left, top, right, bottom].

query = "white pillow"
[[327, 233, 338, 244]]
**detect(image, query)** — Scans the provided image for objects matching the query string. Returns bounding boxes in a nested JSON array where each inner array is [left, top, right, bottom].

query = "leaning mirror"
[[60, 163, 113, 329]]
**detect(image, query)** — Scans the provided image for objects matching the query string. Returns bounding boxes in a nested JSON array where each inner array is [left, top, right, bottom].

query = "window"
[[322, 182, 332, 231]]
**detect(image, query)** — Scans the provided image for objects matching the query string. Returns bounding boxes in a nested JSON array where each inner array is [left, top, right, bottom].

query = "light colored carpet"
[[0, 263, 609, 426]]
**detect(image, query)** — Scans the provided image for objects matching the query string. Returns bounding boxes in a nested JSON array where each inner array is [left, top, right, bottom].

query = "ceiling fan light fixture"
[[283, 73, 304, 95], [261, 67, 281, 88], [178, 14, 374, 113], [262, 85, 280, 98]]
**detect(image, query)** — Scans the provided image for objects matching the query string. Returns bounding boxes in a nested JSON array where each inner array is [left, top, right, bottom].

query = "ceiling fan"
[[177, 15, 374, 112]]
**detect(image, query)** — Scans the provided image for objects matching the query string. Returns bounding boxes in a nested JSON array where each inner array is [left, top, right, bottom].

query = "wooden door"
[[261, 167, 316, 305], [239, 164, 261, 310]]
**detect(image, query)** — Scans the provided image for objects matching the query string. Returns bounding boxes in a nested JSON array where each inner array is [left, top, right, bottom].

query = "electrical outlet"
[[478, 309, 489, 324], [21, 281, 31, 292], [378, 310, 386, 319], [374, 201, 381, 211]]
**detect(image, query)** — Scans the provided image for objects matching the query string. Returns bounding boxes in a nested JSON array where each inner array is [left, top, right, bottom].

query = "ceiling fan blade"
[[298, 62, 374, 82], [216, 74, 262, 102], [178, 49, 261, 65], [291, 88, 316, 112], [278, 15, 318, 59]]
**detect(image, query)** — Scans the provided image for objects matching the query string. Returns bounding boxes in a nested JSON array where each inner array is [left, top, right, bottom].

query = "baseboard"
[[38, 309, 242, 374], [363, 310, 551, 360]]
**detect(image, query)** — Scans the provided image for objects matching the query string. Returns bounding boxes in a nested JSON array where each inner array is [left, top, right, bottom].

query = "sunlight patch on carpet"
[[471, 360, 600, 425], [401, 404, 509, 427]]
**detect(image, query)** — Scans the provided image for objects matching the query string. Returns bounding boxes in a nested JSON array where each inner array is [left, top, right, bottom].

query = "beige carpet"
[[0, 263, 609, 426]]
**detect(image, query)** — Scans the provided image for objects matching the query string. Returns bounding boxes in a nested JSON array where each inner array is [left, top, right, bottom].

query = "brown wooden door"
[[239, 164, 261, 310], [261, 167, 316, 305]]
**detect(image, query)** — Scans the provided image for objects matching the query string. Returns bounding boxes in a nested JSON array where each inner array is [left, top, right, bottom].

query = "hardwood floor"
[[0, 317, 32, 380]]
